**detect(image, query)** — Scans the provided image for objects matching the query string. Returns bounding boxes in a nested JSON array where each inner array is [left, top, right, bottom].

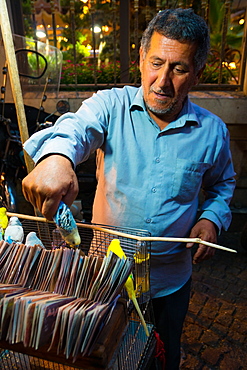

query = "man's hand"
[[22, 155, 79, 220], [186, 219, 217, 264]]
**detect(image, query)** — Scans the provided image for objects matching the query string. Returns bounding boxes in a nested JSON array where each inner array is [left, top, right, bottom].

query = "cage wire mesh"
[[0, 350, 78, 370], [0, 216, 156, 370]]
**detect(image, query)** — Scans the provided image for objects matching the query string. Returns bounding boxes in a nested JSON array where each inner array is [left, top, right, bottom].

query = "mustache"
[[149, 87, 173, 97]]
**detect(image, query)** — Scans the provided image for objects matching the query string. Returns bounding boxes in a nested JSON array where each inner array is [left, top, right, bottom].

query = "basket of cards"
[[0, 212, 155, 369]]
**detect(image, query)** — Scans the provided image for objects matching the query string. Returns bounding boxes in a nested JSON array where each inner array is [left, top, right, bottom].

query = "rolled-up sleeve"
[[23, 91, 111, 166]]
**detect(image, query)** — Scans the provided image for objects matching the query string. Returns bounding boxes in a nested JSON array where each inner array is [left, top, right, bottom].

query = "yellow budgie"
[[0, 207, 8, 238], [107, 239, 149, 337]]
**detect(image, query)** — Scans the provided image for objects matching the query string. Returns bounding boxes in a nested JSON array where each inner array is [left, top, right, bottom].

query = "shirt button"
[[151, 187, 156, 193], [155, 157, 160, 163], [146, 218, 151, 223]]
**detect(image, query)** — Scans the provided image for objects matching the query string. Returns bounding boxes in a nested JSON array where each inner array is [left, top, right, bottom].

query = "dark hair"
[[141, 8, 210, 72]]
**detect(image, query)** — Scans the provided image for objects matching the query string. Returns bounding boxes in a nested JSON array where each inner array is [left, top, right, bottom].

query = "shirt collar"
[[130, 86, 146, 111], [130, 87, 199, 129], [172, 97, 199, 129]]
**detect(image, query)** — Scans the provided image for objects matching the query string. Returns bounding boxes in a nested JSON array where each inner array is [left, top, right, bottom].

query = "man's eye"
[[174, 67, 187, 74], [151, 62, 162, 68]]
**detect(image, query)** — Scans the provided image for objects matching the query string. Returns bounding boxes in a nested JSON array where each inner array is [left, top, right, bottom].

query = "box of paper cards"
[[0, 214, 154, 369]]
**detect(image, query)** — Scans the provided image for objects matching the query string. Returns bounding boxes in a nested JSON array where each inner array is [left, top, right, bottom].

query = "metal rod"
[[70, 0, 78, 93]]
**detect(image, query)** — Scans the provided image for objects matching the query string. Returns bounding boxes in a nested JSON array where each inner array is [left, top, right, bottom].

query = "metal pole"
[[112, 0, 117, 85], [70, 0, 78, 93], [134, 0, 139, 85], [120, 0, 130, 83], [239, 8, 247, 94], [90, 2, 98, 86], [218, 0, 231, 84]]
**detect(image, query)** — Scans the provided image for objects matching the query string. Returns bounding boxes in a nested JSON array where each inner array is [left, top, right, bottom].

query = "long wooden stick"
[[6, 211, 237, 254], [0, 0, 34, 173]]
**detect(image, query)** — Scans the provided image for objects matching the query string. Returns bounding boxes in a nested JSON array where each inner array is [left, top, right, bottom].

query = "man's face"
[[140, 32, 202, 124]]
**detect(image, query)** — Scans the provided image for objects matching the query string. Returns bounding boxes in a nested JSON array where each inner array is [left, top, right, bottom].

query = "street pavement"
[[181, 217, 247, 370]]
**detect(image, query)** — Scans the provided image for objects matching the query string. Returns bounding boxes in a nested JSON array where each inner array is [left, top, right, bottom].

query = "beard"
[[144, 85, 181, 117], [145, 96, 179, 116]]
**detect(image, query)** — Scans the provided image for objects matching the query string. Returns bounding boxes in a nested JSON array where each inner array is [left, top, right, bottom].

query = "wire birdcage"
[[0, 214, 156, 370]]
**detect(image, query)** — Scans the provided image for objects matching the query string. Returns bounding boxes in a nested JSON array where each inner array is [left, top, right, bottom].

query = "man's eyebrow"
[[149, 56, 190, 69], [171, 61, 190, 69], [149, 56, 163, 61]]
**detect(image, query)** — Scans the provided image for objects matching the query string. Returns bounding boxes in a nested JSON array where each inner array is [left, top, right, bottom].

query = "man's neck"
[[147, 99, 187, 131], [149, 112, 170, 130]]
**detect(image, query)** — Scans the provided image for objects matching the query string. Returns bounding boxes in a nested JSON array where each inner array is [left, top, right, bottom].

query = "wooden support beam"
[[0, 0, 34, 173]]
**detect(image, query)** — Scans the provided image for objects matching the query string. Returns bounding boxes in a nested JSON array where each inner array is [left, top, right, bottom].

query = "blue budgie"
[[25, 231, 46, 249], [53, 201, 81, 248], [4, 216, 24, 244]]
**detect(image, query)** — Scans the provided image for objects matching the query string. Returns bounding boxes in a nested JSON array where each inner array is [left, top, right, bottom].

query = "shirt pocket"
[[171, 159, 209, 203]]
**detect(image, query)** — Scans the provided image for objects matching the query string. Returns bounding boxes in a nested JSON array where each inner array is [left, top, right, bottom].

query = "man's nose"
[[156, 66, 172, 88]]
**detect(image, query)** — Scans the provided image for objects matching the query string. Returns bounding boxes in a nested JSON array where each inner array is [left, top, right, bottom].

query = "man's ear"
[[139, 46, 144, 70]]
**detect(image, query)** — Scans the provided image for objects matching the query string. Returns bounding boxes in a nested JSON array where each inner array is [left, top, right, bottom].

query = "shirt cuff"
[[36, 153, 75, 170], [198, 210, 222, 234]]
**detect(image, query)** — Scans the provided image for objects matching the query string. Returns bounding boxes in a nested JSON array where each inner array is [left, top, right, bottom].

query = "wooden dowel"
[[6, 211, 237, 254]]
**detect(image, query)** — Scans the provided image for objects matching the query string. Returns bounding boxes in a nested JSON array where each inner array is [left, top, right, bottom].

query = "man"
[[22, 9, 235, 369]]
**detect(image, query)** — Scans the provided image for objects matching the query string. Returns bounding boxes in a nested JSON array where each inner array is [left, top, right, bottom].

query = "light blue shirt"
[[24, 86, 236, 298]]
